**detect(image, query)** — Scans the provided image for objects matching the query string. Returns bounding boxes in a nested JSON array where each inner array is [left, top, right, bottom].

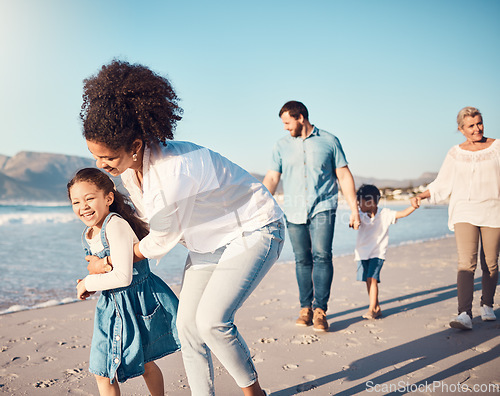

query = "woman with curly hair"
[[81, 60, 283, 396]]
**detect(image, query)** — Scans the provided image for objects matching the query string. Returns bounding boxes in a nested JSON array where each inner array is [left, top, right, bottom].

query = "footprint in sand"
[[374, 336, 386, 343], [258, 338, 276, 344], [472, 345, 491, 353], [42, 356, 56, 362], [345, 338, 361, 348], [296, 376, 317, 392], [65, 368, 86, 382], [260, 298, 280, 306], [252, 355, 264, 364], [8, 355, 30, 365], [322, 350, 338, 356], [254, 316, 267, 321], [282, 363, 299, 370], [291, 334, 319, 345], [34, 379, 58, 388]]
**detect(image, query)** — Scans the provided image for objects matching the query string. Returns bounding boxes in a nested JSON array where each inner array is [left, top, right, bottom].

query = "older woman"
[[81, 60, 283, 396], [412, 107, 500, 330]]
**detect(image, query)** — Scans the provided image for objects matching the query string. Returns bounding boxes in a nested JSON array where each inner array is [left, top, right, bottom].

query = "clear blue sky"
[[1, 0, 499, 180]]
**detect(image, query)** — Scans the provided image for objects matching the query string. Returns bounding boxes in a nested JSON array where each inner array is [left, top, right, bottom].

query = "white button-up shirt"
[[121, 141, 283, 260]]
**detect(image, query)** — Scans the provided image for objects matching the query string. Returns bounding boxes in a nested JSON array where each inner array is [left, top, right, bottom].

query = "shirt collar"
[[304, 125, 319, 140]]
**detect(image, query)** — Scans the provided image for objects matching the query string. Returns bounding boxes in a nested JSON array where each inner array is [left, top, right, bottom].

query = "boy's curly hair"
[[80, 60, 183, 151], [356, 184, 381, 204]]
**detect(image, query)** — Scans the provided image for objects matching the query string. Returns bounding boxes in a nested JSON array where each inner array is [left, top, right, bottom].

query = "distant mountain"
[[0, 151, 437, 203], [0, 152, 94, 203]]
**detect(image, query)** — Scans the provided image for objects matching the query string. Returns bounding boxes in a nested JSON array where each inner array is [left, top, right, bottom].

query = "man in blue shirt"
[[263, 101, 360, 332]]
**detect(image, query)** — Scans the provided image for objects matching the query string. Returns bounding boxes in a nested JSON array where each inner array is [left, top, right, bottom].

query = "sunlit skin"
[[459, 115, 485, 145], [280, 111, 313, 139], [69, 181, 113, 236], [86, 139, 144, 178], [358, 198, 378, 217]]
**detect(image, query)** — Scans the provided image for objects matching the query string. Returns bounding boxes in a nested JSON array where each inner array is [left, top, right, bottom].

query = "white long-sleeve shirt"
[[84, 215, 138, 292], [120, 141, 283, 261], [428, 139, 500, 231]]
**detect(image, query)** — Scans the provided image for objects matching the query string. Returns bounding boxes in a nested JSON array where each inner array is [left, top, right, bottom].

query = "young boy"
[[355, 184, 419, 319]]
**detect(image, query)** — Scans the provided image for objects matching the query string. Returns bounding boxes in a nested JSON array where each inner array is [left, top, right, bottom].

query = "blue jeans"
[[176, 220, 284, 395], [286, 210, 335, 312]]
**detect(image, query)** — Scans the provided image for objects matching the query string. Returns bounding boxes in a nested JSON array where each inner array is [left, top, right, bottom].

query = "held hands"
[[349, 211, 361, 230], [76, 278, 93, 300], [86, 255, 113, 274], [410, 196, 422, 209]]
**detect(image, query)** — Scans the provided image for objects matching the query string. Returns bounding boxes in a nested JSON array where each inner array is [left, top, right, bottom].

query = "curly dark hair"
[[356, 184, 381, 204], [67, 168, 149, 240], [80, 60, 183, 151]]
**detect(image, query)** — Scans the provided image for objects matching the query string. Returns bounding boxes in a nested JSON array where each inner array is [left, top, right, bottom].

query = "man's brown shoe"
[[296, 307, 313, 326], [313, 308, 329, 332]]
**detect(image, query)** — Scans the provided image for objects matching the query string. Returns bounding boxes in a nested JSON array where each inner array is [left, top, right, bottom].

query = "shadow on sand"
[[271, 277, 500, 395]]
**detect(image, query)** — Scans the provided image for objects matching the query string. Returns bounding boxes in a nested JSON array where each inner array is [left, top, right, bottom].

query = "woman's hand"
[[86, 256, 113, 274], [411, 196, 422, 209], [76, 279, 93, 300]]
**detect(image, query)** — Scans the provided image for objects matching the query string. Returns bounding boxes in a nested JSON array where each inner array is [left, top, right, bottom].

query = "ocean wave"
[[0, 297, 81, 315], [0, 212, 77, 226], [0, 201, 70, 207]]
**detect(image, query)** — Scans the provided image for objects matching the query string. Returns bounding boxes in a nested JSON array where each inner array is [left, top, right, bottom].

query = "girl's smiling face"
[[69, 181, 114, 231]]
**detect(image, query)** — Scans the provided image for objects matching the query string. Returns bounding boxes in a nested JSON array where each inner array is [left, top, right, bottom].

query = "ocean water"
[[0, 203, 452, 314]]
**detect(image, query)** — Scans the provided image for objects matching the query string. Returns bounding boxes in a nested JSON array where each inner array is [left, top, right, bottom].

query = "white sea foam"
[[0, 200, 69, 207], [0, 212, 77, 226], [0, 297, 81, 315]]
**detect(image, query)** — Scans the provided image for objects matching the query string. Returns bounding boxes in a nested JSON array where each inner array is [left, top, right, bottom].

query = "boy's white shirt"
[[354, 208, 397, 261], [84, 215, 139, 292]]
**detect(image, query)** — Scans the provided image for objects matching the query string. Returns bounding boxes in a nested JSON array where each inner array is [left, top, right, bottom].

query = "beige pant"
[[454, 223, 500, 317]]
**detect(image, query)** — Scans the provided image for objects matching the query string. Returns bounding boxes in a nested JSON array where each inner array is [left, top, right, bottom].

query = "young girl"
[[68, 168, 180, 396]]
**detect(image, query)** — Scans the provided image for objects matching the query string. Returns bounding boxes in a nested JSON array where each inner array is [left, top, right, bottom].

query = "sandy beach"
[[1, 236, 499, 395]]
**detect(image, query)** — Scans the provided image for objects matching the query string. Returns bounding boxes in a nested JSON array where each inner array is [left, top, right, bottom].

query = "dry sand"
[[1, 237, 499, 395]]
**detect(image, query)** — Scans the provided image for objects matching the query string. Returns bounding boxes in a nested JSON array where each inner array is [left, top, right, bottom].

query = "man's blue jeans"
[[286, 210, 335, 312]]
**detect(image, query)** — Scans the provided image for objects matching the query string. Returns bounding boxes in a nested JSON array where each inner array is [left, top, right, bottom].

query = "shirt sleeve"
[[84, 217, 136, 292], [138, 172, 198, 261], [427, 149, 455, 204], [270, 143, 282, 173], [383, 208, 397, 226], [332, 136, 348, 169]]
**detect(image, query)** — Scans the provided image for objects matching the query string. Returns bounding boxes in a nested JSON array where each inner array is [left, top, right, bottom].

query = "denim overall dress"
[[82, 213, 180, 383]]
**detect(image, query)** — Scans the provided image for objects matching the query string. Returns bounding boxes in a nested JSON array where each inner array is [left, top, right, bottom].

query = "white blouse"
[[428, 139, 500, 231], [121, 141, 283, 261]]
